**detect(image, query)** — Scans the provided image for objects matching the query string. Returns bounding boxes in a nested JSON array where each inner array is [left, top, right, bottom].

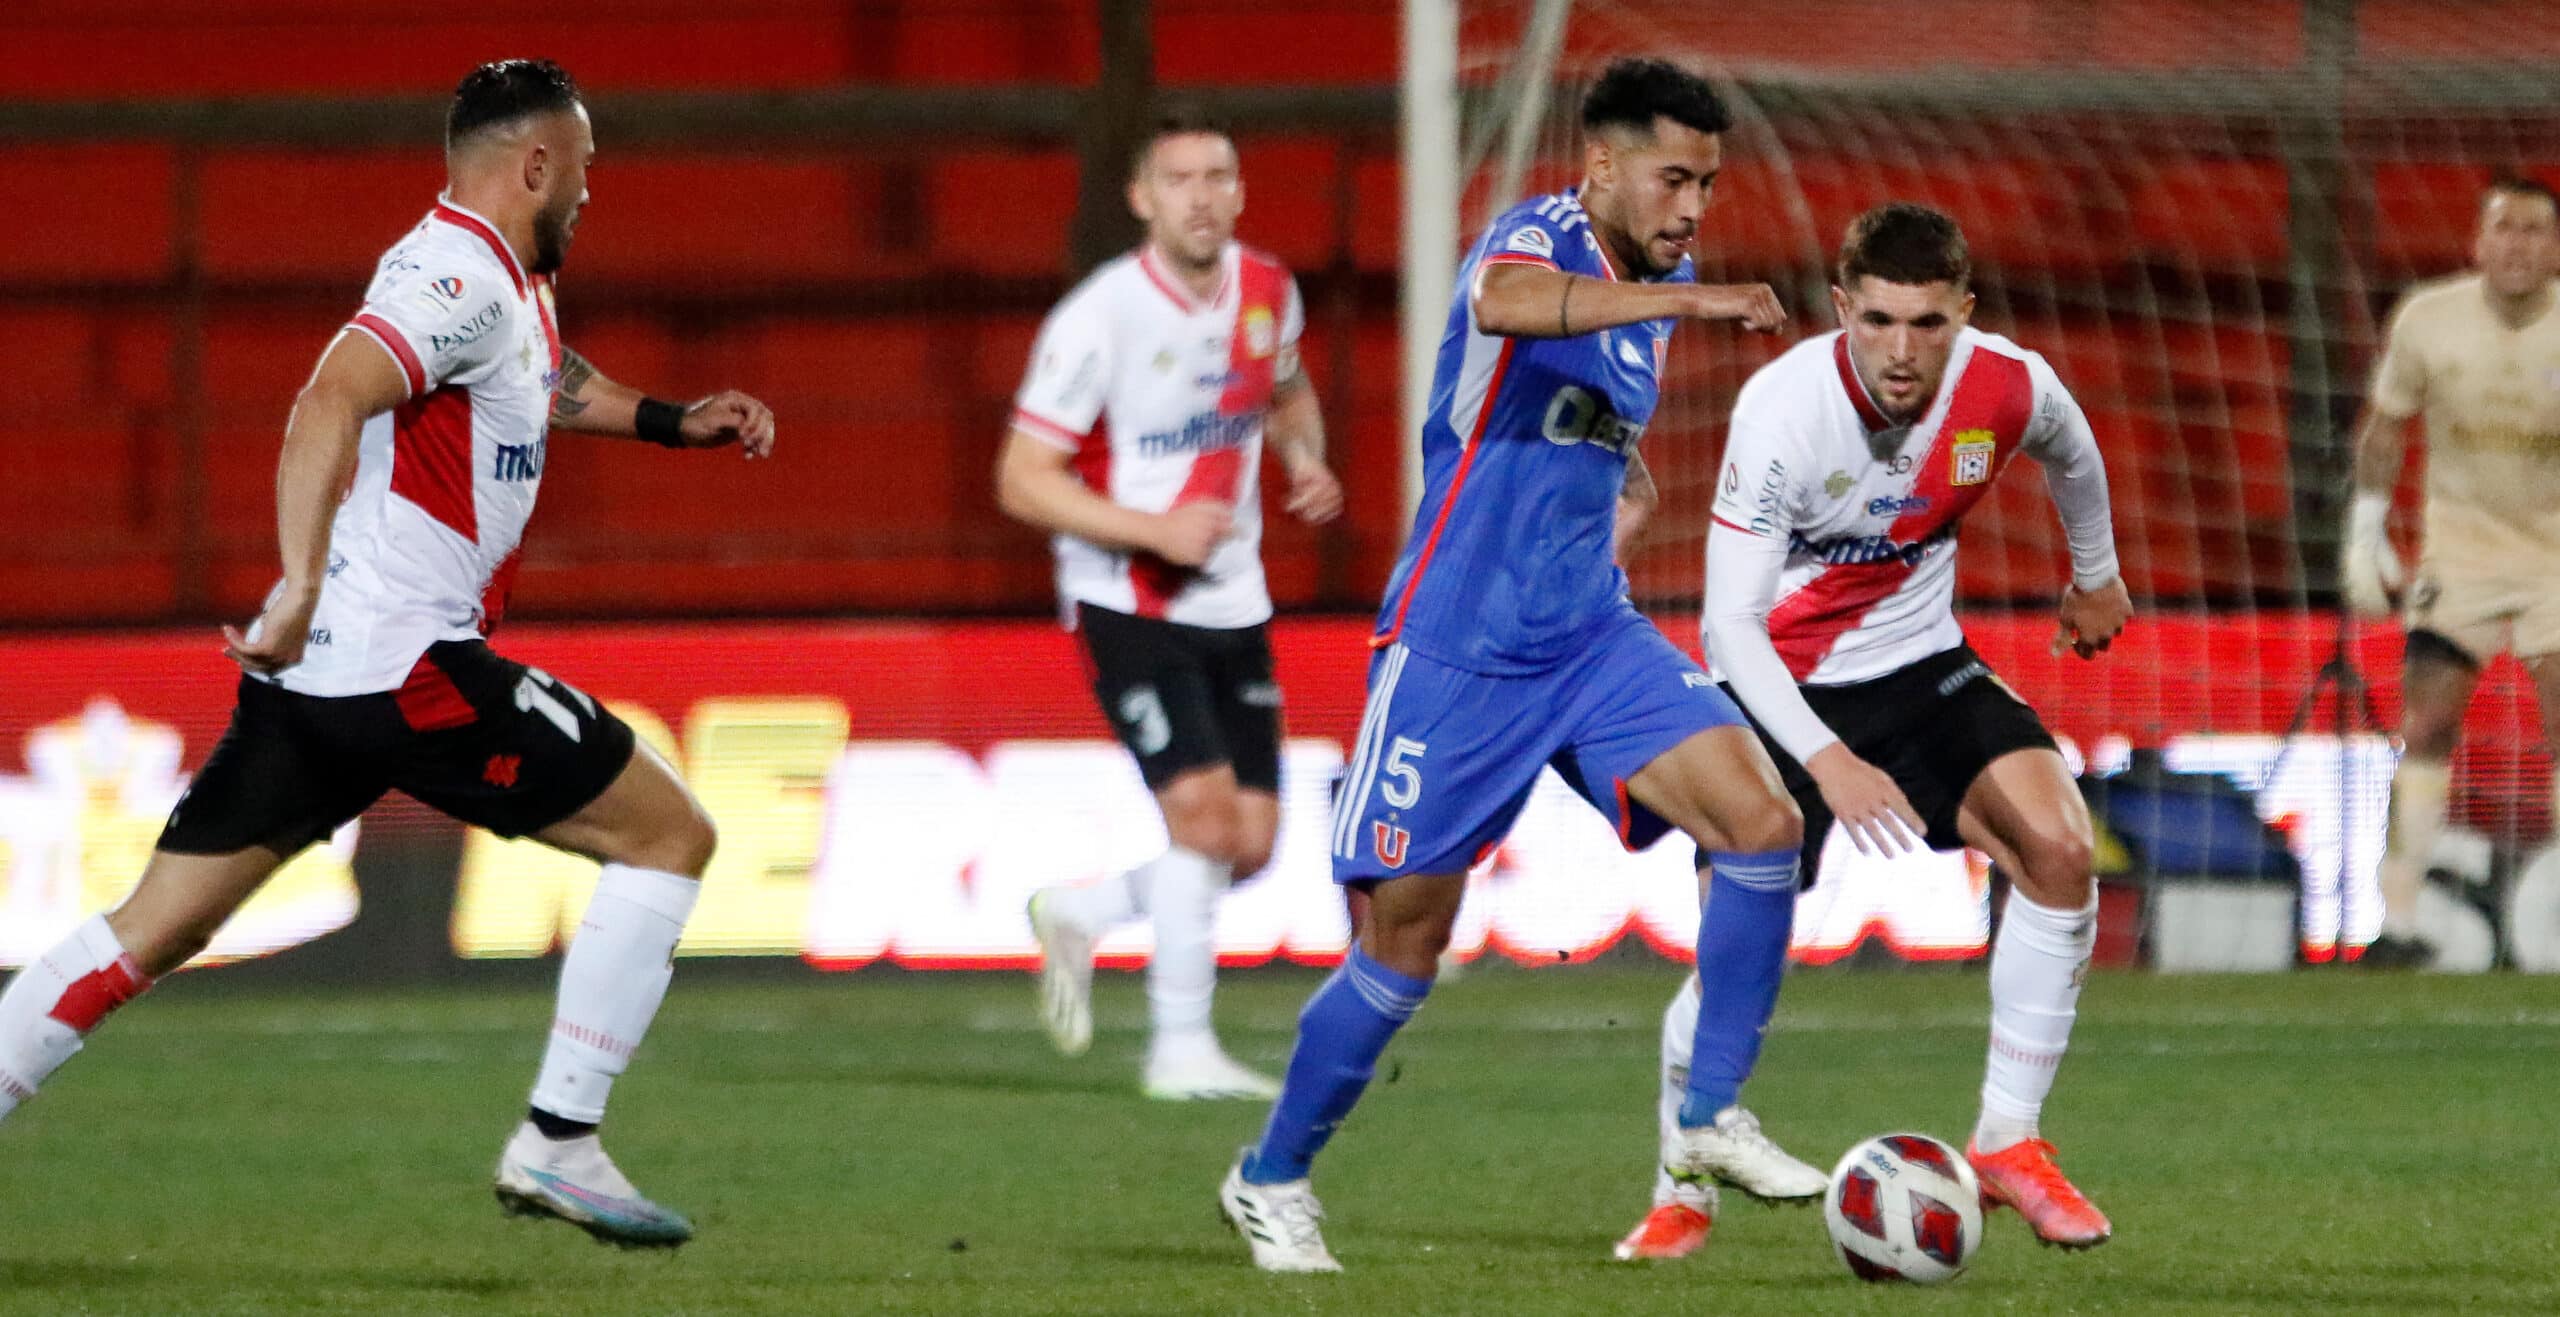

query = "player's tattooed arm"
[[1267, 374, 1343, 525], [1614, 448, 1659, 558], [549, 347, 602, 424], [1473, 262, 1785, 338], [548, 346, 777, 457]]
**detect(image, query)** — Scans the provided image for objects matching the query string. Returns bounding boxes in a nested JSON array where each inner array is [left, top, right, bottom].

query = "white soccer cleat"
[[492, 1123, 693, 1249], [1145, 1045, 1282, 1101], [1026, 889, 1095, 1057], [1662, 1105, 1829, 1203], [1219, 1152, 1342, 1273]]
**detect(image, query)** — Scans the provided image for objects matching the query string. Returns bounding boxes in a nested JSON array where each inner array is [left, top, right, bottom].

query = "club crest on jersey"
[[1950, 429, 1997, 485], [1824, 470, 1853, 499], [1244, 306, 1276, 359], [1373, 822, 1412, 869]]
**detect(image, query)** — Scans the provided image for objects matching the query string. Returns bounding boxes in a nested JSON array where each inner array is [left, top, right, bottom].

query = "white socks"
[[1144, 846, 1230, 1061], [1041, 862, 1153, 934], [2377, 758, 2451, 938], [530, 864, 699, 1125], [1975, 892, 2097, 1153], [0, 915, 151, 1122], [1651, 974, 1708, 1210]]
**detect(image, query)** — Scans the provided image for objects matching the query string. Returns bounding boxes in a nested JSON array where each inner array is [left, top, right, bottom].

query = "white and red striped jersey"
[[257, 198, 562, 697], [1013, 241, 1303, 630], [1701, 327, 2116, 758]]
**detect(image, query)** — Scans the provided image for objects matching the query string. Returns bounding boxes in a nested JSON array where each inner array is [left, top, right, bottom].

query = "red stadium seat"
[[1157, 5, 1398, 83], [200, 152, 443, 279], [925, 151, 1080, 279], [2369, 161, 2492, 281], [0, 146, 172, 284], [2127, 159, 2290, 273], [1235, 137, 1344, 273]]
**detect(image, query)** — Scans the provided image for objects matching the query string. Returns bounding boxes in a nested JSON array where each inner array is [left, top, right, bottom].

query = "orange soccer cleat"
[[1612, 1202, 1713, 1262], [1966, 1138, 2112, 1250]]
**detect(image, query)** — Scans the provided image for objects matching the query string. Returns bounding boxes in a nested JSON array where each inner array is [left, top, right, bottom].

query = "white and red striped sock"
[[529, 864, 699, 1126], [1975, 892, 2097, 1153], [0, 915, 152, 1122]]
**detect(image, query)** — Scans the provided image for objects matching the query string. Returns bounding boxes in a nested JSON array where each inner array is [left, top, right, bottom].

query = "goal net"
[[1445, 0, 2560, 962]]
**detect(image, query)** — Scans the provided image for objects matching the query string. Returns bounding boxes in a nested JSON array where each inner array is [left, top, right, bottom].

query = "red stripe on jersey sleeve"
[[1012, 407, 1087, 450], [349, 314, 425, 397], [389, 386, 478, 544], [1479, 252, 1560, 271]]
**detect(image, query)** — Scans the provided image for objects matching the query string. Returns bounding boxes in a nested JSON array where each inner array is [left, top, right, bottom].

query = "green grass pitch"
[[3, 963, 2556, 1314]]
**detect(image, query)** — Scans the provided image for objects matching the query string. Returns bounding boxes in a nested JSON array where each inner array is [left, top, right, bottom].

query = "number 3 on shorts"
[[1380, 736, 1426, 810], [515, 667, 597, 742]]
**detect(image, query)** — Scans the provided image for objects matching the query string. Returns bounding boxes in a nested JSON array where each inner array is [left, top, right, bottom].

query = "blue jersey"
[[1370, 189, 1692, 674]]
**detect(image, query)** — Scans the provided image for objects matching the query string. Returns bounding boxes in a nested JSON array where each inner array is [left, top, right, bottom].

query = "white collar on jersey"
[[1137, 241, 1236, 314]]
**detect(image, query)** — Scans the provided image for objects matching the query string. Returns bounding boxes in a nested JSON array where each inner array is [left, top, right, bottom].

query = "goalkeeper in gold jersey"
[[2343, 176, 2560, 967]]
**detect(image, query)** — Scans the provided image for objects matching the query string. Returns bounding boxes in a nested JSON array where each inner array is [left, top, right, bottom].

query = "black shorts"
[[1075, 603, 1282, 793], [158, 640, 637, 858], [1728, 644, 2056, 879]]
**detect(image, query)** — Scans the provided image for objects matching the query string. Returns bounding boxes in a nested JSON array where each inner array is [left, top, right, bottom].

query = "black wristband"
[[635, 397, 687, 448]]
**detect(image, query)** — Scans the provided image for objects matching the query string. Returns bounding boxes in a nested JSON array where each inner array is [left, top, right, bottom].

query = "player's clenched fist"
[[1688, 283, 1787, 334], [1153, 500, 1234, 568], [677, 390, 777, 458]]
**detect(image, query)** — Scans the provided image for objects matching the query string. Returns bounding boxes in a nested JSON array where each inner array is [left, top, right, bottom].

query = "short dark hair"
[[447, 59, 581, 150], [1580, 58, 1730, 139], [1133, 103, 1233, 178], [1837, 202, 1972, 290], [2484, 175, 2560, 216]]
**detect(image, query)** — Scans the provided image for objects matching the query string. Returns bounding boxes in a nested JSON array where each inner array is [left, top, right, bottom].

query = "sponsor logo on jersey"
[[1244, 306, 1276, 359], [1790, 524, 1953, 568], [483, 754, 522, 788], [427, 276, 465, 303], [1868, 493, 1932, 516], [1505, 226, 1554, 258], [1138, 410, 1258, 458], [1950, 429, 1997, 485], [430, 300, 506, 355], [493, 437, 546, 482], [306, 628, 331, 647], [1723, 462, 1741, 494], [1681, 672, 1714, 688]]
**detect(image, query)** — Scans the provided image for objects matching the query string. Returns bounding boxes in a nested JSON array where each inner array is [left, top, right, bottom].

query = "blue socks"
[[1240, 944, 1433, 1184], [1677, 847, 1798, 1129]]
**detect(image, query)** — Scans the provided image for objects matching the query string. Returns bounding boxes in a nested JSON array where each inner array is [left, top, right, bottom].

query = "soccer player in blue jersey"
[[1215, 59, 1824, 1272]]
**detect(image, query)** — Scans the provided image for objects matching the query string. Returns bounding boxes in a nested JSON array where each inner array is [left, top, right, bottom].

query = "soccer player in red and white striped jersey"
[[997, 107, 1342, 1101], [0, 60, 774, 1250], [1622, 203, 2131, 1260]]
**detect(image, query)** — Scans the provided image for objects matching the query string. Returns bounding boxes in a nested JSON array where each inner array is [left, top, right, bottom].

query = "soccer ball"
[[1822, 1133, 1983, 1284]]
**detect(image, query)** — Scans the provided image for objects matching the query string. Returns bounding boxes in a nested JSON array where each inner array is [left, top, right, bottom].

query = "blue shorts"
[[1328, 609, 1748, 882]]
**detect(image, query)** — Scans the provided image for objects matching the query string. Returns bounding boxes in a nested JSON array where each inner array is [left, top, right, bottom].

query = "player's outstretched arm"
[[1472, 262, 1785, 340], [549, 347, 776, 458], [1268, 375, 1343, 525], [995, 427, 1229, 568], [221, 331, 410, 675]]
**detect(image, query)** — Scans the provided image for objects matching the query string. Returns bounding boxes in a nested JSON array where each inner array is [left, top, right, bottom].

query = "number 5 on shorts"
[[1380, 737, 1426, 809]]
